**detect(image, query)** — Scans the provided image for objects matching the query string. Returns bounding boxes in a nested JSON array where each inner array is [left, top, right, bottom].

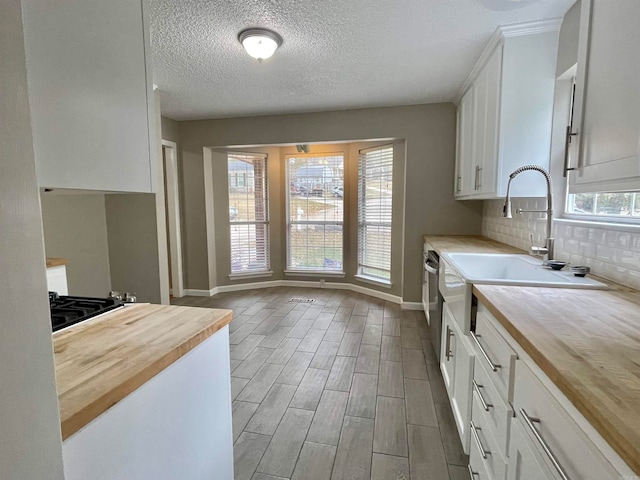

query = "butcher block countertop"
[[53, 303, 232, 440], [474, 285, 640, 475], [46, 257, 68, 267], [423, 234, 525, 255]]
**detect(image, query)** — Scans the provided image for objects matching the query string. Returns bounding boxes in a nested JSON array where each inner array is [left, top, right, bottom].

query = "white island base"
[[62, 326, 234, 480]]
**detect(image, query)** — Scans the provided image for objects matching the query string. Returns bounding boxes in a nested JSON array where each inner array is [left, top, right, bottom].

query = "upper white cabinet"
[[567, 0, 640, 193], [22, 0, 156, 193], [455, 21, 560, 200]]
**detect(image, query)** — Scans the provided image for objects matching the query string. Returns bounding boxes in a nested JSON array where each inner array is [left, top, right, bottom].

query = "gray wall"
[[40, 193, 112, 296], [177, 104, 483, 302], [556, 0, 580, 75], [161, 115, 180, 142], [0, 0, 65, 477], [105, 193, 163, 303]]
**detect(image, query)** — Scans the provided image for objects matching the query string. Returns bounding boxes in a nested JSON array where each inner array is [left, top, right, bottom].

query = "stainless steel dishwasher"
[[423, 250, 442, 361]]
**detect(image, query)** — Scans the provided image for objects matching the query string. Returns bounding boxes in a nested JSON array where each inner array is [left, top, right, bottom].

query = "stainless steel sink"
[[441, 253, 607, 289]]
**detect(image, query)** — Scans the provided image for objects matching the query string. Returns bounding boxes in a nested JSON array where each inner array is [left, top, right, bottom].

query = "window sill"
[[557, 217, 640, 233], [229, 271, 274, 280], [354, 274, 392, 288], [284, 270, 346, 278]]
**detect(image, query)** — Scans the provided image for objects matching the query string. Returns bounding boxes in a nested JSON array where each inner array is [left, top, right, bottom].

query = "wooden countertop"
[[423, 235, 525, 255], [53, 303, 232, 440], [46, 257, 68, 267], [474, 285, 640, 475]]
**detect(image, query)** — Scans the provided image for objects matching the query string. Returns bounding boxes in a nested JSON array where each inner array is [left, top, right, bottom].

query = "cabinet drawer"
[[512, 362, 620, 480], [469, 428, 492, 480], [507, 417, 556, 480], [473, 357, 513, 457], [470, 392, 507, 480], [472, 311, 517, 402]]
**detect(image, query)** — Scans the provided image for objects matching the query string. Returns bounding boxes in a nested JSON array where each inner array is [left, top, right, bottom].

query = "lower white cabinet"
[[510, 362, 621, 480], [506, 417, 556, 480], [62, 328, 234, 480], [441, 302, 474, 453]]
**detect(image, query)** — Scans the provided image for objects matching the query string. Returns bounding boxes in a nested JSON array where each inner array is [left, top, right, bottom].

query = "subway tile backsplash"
[[482, 198, 640, 289]]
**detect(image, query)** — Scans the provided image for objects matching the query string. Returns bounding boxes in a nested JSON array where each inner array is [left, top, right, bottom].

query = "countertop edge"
[[59, 308, 233, 440], [46, 257, 68, 268], [472, 286, 639, 476]]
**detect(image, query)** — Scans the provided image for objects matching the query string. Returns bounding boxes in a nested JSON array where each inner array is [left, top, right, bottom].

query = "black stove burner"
[[49, 293, 122, 332]]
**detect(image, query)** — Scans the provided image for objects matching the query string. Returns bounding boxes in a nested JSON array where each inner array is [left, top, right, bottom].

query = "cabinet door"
[[451, 330, 474, 454], [440, 304, 457, 395], [23, 0, 155, 193], [455, 88, 475, 197], [476, 45, 501, 196], [569, 0, 640, 192]]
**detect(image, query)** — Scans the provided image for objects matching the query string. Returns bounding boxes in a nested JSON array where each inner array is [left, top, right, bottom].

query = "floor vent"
[[289, 297, 315, 303]]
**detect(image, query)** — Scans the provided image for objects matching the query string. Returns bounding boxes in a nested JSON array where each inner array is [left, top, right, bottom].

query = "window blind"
[[358, 145, 393, 281], [228, 152, 269, 274], [286, 154, 344, 271]]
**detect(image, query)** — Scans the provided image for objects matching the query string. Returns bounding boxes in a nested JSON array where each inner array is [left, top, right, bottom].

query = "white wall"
[[41, 193, 112, 297], [0, 0, 65, 477]]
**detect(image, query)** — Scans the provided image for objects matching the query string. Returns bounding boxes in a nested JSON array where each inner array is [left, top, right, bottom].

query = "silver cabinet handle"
[[472, 380, 492, 411], [477, 166, 483, 189], [520, 409, 570, 480], [445, 326, 454, 361], [470, 331, 501, 372], [456, 175, 462, 193], [467, 464, 478, 479], [563, 125, 578, 178], [474, 165, 480, 190], [425, 261, 438, 275], [470, 420, 490, 459]]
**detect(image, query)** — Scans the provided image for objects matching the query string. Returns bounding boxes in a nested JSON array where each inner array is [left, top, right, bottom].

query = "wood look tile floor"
[[173, 287, 468, 480]]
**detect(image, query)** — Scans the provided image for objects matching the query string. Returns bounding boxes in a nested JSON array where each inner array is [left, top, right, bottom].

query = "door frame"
[[162, 140, 184, 297]]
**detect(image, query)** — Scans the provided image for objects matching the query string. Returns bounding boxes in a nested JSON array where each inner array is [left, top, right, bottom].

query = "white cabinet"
[[62, 327, 234, 480], [506, 418, 556, 480], [455, 21, 560, 200], [510, 362, 620, 480], [22, 0, 156, 193], [441, 302, 474, 453], [567, 0, 640, 193], [441, 304, 457, 395], [46, 265, 68, 296], [455, 88, 476, 196]]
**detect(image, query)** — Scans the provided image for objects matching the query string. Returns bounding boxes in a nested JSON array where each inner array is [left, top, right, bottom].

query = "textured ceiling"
[[150, 0, 575, 120]]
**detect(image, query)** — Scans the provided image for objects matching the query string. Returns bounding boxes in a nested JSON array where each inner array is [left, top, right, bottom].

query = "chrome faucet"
[[502, 165, 555, 261]]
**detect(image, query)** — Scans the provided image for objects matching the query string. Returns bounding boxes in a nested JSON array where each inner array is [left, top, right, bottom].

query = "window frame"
[[227, 151, 271, 278], [357, 144, 394, 286], [284, 152, 345, 275]]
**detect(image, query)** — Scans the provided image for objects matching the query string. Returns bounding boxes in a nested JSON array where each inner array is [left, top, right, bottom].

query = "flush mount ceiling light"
[[238, 28, 283, 62]]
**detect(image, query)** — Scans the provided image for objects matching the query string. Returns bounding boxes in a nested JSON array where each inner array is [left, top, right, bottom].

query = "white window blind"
[[286, 154, 344, 271], [358, 145, 393, 281], [228, 152, 269, 274]]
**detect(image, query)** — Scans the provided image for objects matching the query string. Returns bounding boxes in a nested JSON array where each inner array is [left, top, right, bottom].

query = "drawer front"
[[513, 362, 620, 480], [473, 311, 517, 402], [469, 429, 492, 480], [470, 392, 507, 480], [507, 417, 556, 480], [473, 357, 513, 457]]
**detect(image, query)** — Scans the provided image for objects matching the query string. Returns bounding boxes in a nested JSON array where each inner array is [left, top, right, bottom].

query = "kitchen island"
[[54, 303, 233, 480]]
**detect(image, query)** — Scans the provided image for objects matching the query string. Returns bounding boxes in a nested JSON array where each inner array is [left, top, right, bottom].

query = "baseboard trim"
[[185, 280, 420, 309], [183, 288, 217, 297], [401, 302, 423, 311]]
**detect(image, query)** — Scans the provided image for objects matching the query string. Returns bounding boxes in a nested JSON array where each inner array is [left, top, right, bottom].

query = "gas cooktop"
[[49, 292, 123, 332]]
